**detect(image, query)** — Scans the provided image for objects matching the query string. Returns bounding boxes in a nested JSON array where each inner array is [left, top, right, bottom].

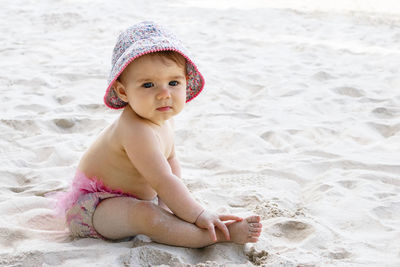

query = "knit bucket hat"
[[104, 21, 205, 109]]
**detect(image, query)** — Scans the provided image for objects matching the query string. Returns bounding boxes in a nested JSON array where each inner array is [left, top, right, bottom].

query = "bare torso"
[[77, 107, 174, 200]]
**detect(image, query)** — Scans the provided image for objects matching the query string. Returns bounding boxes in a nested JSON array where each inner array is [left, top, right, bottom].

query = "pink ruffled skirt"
[[50, 170, 137, 218], [49, 171, 142, 239]]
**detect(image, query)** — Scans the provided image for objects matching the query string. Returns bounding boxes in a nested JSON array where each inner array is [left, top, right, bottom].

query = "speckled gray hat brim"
[[104, 21, 205, 109]]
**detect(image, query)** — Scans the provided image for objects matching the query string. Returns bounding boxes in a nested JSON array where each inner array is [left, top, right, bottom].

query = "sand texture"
[[1, 0, 400, 266]]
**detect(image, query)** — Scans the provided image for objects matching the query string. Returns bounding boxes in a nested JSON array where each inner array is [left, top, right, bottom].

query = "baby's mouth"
[[156, 106, 172, 112]]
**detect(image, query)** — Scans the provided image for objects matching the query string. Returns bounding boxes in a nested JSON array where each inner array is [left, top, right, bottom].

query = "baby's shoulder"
[[114, 112, 155, 142]]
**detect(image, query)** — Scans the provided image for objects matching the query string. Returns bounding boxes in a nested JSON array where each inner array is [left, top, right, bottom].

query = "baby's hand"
[[194, 210, 243, 242]]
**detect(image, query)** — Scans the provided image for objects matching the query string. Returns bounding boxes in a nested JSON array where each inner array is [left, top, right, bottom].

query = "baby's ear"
[[113, 80, 129, 102]]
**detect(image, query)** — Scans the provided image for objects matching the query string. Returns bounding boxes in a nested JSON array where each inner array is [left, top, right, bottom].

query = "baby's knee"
[[129, 201, 162, 229]]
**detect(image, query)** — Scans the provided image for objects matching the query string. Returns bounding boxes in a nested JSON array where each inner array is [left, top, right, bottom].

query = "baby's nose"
[[157, 86, 171, 99]]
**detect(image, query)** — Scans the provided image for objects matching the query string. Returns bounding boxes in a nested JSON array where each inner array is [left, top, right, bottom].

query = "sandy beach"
[[1, 0, 400, 266]]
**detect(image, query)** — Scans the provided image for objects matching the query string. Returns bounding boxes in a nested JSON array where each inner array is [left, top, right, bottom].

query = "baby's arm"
[[122, 123, 203, 223], [167, 147, 181, 178], [158, 147, 181, 212], [167, 119, 181, 177], [122, 123, 241, 241]]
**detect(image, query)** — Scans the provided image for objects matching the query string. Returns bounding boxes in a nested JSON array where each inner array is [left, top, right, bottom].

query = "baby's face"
[[120, 54, 187, 125]]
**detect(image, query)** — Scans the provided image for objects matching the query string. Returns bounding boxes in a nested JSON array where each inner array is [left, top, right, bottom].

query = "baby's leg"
[[92, 197, 262, 248]]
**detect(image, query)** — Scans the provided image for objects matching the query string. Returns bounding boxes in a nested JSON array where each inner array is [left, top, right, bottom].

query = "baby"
[[54, 21, 262, 248]]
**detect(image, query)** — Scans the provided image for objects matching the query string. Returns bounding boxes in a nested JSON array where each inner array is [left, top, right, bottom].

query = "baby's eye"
[[142, 82, 154, 88], [169, 81, 179, 86]]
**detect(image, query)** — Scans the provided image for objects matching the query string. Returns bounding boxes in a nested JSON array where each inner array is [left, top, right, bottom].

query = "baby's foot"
[[228, 215, 262, 244]]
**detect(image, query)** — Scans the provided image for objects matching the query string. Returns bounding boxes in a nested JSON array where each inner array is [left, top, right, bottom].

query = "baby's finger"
[[207, 224, 217, 242], [224, 220, 236, 227], [216, 220, 230, 240], [219, 215, 243, 222]]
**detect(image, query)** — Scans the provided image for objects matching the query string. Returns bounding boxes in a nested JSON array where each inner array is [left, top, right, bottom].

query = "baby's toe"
[[246, 215, 261, 224], [249, 230, 261, 237], [250, 222, 262, 229], [250, 227, 262, 233]]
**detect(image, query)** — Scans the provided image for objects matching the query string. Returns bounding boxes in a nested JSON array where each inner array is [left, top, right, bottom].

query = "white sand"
[[1, 0, 400, 266]]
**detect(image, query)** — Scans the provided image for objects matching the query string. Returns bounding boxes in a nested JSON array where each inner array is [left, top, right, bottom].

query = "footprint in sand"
[[53, 118, 75, 129], [8, 185, 34, 193], [331, 86, 365, 98], [268, 219, 315, 242], [336, 179, 358, 190], [371, 202, 400, 221], [312, 71, 335, 81], [367, 122, 400, 138], [372, 107, 399, 119], [374, 192, 397, 200], [55, 95, 74, 105], [323, 247, 352, 260]]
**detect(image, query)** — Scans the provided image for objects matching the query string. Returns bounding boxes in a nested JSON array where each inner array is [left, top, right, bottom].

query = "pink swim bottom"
[[67, 191, 132, 239], [50, 171, 157, 240]]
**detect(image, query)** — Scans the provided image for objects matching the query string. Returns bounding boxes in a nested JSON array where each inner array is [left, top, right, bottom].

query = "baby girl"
[[53, 21, 262, 248]]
